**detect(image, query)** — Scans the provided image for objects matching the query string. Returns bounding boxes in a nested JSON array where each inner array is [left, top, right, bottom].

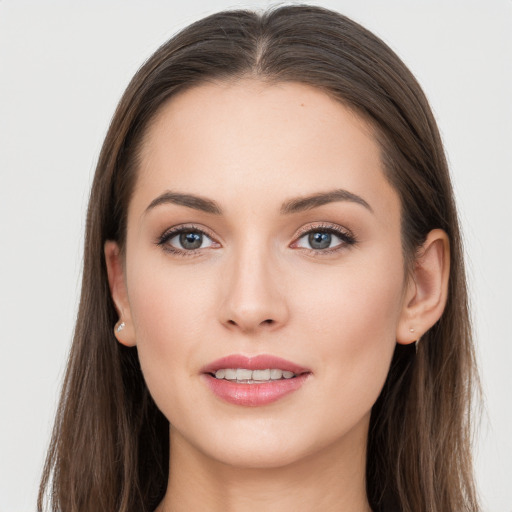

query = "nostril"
[[223, 317, 278, 330]]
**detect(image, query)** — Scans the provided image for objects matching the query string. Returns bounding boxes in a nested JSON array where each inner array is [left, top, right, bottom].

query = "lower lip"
[[203, 373, 310, 407]]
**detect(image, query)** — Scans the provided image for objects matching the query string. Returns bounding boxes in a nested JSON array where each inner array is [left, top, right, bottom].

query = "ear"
[[104, 240, 136, 347], [396, 229, 450, 345]]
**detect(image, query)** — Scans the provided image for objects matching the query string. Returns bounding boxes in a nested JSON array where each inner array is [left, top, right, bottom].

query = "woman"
[[38, 5, 480, 512]]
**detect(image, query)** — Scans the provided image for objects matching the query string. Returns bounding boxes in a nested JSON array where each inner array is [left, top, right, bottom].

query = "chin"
[[204, 438, 313, 470], [172, 412, 368, 472]]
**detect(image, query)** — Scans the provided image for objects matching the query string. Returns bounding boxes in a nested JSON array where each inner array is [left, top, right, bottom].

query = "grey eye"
[[308, 232, 332, 250], [179, 231, 203, 250], [295, 229, 345, 251], [167, 230, 214, 251]]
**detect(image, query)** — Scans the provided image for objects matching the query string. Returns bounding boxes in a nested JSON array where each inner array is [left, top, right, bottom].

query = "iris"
[[309, 232, 331, 249], [180, 231, 203, 250]]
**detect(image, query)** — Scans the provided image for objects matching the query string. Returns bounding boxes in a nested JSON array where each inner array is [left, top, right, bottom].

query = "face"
[[111, 80, 413, 469]]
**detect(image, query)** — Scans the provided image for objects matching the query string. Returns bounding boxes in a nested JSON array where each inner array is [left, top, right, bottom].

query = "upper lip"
[[201, 354, 310, 375]]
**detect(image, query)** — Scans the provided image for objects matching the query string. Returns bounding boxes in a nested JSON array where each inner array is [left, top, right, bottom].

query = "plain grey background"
[[1, 1, 511, 510]]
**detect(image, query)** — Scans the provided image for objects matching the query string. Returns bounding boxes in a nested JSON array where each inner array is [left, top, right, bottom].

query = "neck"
[[156, 419, 372, 512]]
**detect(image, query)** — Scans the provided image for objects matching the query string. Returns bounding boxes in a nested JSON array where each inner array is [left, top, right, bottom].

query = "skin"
[[105, 80, 450, 512]]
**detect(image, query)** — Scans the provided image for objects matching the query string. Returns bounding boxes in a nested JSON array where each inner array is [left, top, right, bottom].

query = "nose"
[[218, 242, 289, 334]]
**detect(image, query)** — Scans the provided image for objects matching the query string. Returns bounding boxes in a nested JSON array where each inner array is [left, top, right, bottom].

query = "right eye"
[[170, 230, 213, 250], [157, 225, 219, 256]]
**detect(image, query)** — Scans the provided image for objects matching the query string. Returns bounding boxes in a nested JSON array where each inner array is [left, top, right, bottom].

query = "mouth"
[[209, 367, 299, 383], [201, 354, 311, 406]]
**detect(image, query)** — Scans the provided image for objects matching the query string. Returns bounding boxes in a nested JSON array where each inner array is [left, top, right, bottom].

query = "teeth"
[[253, 369, 270, 381], [224, 369, 237, 380], [236, 368, 253, 380], [213, 368, 297, 382], [270, 369, 282, 380]]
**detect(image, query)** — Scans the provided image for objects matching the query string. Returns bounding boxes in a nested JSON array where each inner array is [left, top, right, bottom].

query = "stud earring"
[[116, 322, 126, 333], [409, 328, 415, 333]]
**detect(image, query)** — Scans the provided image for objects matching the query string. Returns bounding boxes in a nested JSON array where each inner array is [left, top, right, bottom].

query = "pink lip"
[[201, 354, 309, 375], [201, 354, 311, 407]]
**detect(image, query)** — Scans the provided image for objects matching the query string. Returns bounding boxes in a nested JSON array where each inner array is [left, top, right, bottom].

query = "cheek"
[[294, 254, 404, 400], [128, 248, 212, 334], [125, 258, 211, 396]]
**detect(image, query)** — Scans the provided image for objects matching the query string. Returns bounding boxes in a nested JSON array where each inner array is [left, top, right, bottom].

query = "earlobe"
[[104, 241, 137, 347], [396, 229, 450, 345]]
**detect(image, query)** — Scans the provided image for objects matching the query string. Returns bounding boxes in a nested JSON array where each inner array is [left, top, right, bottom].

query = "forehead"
[[131, 79, 399, 222]]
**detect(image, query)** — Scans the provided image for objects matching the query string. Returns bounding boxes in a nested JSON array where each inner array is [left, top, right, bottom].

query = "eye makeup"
[[155, 221, 357, 258], [291, 222, 357, 255], [155, 223, 220, 257]]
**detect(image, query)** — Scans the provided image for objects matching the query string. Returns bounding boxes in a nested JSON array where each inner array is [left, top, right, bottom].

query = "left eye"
[[166, 230, 215, 251], [295, 229, 349, 251]]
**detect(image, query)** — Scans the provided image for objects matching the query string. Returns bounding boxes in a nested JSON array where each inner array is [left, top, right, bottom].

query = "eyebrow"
[[280, 189, 373, 214], [144, 188, 373, 216], [145, 191, 222, 215]]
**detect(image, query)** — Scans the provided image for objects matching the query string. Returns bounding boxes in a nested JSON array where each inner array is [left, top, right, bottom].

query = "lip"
[[201, 354, 311, 407], [201, 354, 310, 375]]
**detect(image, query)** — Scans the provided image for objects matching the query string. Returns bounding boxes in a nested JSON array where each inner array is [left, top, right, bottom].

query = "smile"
[[202, 355, 311, 406], [212, 368, 296, 382]]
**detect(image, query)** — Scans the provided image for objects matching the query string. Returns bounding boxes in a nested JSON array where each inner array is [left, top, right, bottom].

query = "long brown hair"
[[38, 5, 480, 511]]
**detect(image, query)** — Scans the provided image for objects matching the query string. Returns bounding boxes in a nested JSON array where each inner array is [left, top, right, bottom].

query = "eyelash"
[[155, 222, 357, 258], [293, 223, 357, 255], [156, 224, 218, 258]]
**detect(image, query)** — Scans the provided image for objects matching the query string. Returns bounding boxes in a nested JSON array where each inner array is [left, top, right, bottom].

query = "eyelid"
[[156, 221, 357, 257], [291, 222, 357, 254], [156, 223, 221, 256]]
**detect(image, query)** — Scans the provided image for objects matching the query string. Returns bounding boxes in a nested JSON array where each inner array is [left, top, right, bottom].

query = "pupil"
[[309, 232, 331, 250], [180, 231, 202, 249]]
